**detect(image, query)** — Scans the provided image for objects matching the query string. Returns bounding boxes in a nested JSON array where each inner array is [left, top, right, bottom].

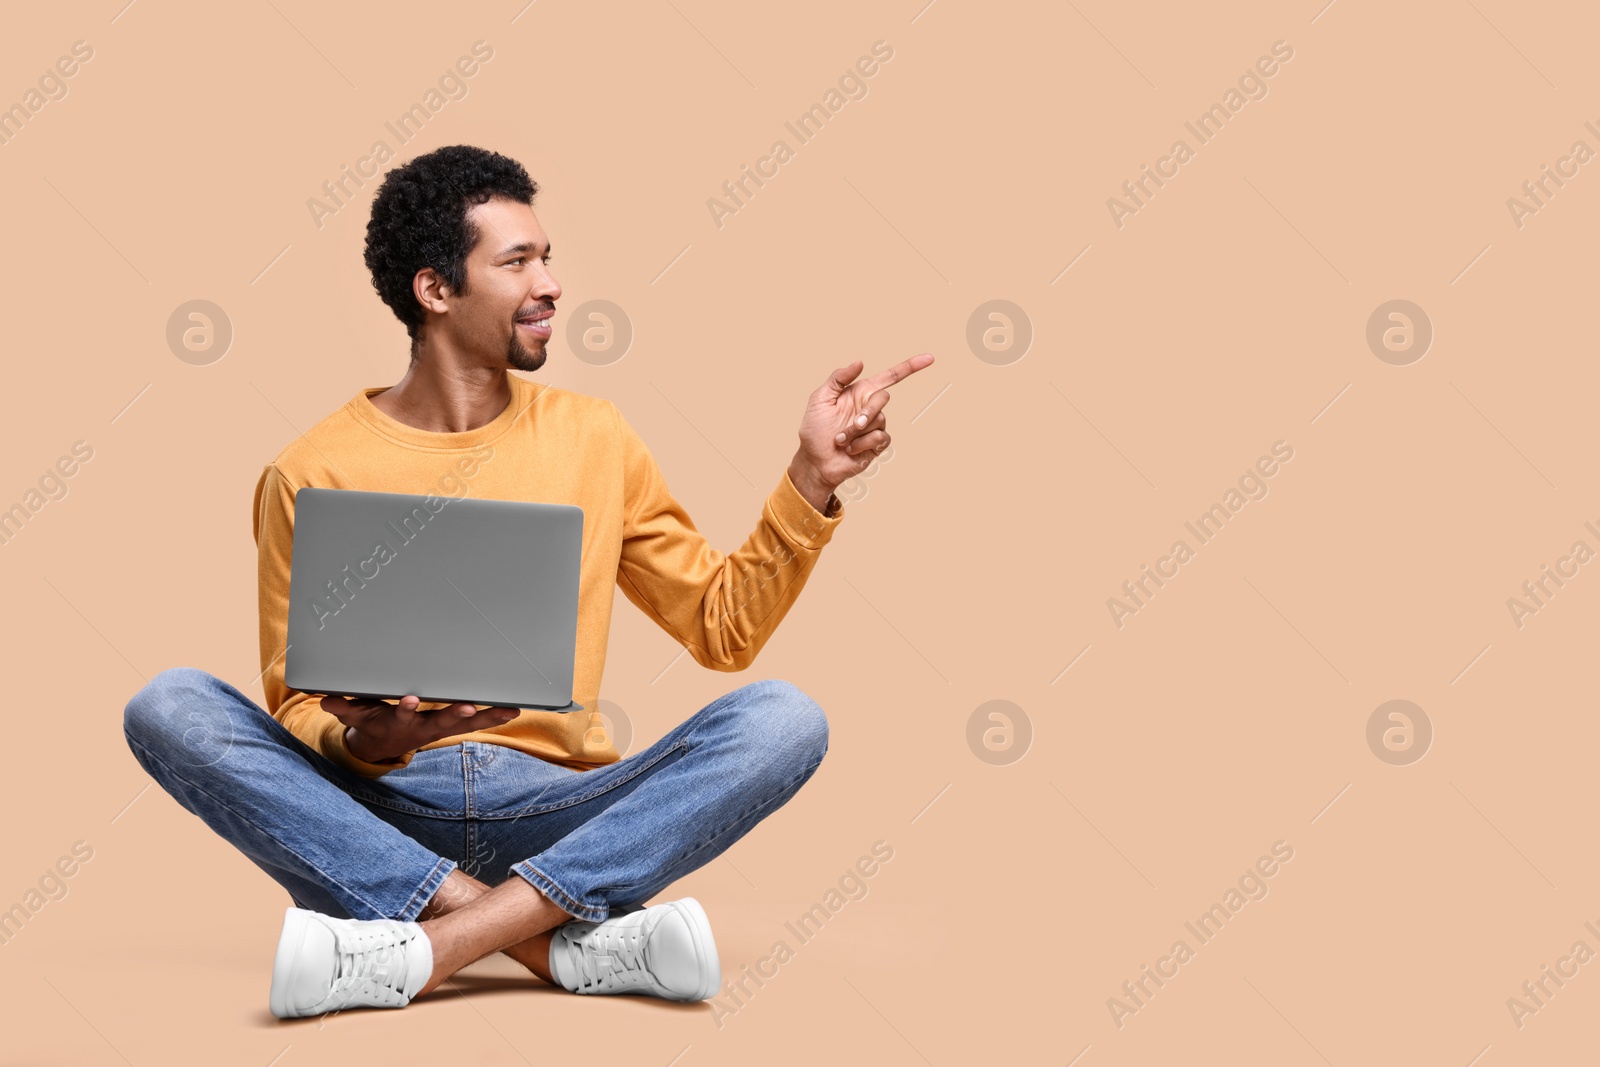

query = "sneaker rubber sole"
[[668, 897, 720, 1002], [269, 906, 315, 1019]]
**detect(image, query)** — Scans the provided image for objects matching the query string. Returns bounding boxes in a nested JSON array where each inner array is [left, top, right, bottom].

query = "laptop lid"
[[284, 487, 584, 711]]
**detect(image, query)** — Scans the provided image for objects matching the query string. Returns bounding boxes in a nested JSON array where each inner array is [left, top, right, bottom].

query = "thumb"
[[827, 360, 864, 392]]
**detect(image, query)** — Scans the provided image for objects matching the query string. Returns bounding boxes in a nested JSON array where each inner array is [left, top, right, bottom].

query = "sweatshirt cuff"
[[312, 702, 416, 778], [772, 467, 844, 551]]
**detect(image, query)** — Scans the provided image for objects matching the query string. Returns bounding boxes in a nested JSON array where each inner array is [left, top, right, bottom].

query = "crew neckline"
[[347, 371, 545, 451]]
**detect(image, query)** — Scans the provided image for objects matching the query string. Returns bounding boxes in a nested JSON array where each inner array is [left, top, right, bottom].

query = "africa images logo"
[[304, 447, 494, 629]]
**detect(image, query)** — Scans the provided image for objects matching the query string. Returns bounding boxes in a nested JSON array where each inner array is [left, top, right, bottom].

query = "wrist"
[[788, 455, 836, 515], [344, 725, 400, 765]]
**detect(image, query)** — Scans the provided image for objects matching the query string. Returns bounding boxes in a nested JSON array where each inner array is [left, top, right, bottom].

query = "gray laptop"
[[284, 487, 584, 711]]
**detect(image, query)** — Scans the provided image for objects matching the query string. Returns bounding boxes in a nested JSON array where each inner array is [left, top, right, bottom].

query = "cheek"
[[469, 295, 514, 333]]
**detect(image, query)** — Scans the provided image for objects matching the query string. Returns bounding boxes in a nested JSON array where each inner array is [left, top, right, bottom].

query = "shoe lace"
[[333, 923, 414, 997], [567, 921, 649, 993]]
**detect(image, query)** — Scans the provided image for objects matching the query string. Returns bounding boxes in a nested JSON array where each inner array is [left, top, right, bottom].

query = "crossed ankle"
[[419, 872, 492, 920]]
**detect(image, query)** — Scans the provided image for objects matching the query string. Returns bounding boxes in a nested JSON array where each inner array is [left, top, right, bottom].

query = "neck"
[[372, 348, 514, 434]]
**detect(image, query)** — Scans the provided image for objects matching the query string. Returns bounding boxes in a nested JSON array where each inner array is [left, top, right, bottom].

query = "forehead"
[[466, 196, 545, 256]]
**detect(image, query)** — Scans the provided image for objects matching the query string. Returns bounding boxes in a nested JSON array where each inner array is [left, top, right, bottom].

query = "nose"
[[532, 260, 561, 303]]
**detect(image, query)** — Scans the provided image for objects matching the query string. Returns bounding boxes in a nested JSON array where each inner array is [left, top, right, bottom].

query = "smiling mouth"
[[516, 315, 553, 337]]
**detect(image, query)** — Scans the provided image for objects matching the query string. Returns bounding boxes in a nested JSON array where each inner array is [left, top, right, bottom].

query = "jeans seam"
[[341, 794, 469, 819], [510, 860, 603, 923], [400, 857, 459, 923], [484, 739, 690, 820], [126, 731, 447, 922]]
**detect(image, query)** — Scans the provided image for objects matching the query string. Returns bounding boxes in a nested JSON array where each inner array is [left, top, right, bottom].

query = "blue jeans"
[[122, 668, 829, 925]]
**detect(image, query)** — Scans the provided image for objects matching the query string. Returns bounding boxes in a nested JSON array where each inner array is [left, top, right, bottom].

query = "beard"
[[506, 327, 547, 373]]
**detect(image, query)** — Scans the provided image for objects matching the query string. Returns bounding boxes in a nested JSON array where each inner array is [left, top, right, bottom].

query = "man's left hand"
[[789, 353, 935, 508]]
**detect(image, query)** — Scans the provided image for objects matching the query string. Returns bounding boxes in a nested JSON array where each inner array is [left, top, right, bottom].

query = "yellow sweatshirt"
[[252, 371, 843, 779]]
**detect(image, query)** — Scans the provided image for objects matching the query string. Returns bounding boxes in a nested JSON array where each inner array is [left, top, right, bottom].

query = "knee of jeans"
[[740, 679, 829, 765], [123, 666, 220, 750]]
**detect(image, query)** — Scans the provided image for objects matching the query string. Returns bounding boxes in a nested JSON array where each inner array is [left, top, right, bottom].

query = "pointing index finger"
[[860, 353, 934, 393]]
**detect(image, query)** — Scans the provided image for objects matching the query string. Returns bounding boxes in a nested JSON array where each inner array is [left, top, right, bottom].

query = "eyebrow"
[[496, 240, 552, 259]]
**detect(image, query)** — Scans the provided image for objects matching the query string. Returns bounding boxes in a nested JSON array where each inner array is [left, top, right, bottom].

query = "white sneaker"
[[269, 907, 433, 1019], [549, 897, 720, 1001]]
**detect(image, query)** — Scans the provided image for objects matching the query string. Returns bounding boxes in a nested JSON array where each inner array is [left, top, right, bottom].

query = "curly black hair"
[[363, 145, 539, 343]]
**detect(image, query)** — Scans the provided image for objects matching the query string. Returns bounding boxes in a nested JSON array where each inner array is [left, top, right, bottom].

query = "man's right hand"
[[320, 694, 520, 765]]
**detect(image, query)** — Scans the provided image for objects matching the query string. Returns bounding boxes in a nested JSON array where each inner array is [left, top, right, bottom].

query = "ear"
[[413, 266, 453, 316]]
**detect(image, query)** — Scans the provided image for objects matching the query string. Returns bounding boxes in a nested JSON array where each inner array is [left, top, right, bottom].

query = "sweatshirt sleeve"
[[252, 463, 417, 778], [611, 401, 844, 671]]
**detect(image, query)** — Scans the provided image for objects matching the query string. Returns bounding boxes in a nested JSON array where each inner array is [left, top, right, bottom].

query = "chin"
[[507, 342, 547, 374]]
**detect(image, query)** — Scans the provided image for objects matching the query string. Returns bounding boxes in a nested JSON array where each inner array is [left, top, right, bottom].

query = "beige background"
[[1, 0, 1596, 1062]]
